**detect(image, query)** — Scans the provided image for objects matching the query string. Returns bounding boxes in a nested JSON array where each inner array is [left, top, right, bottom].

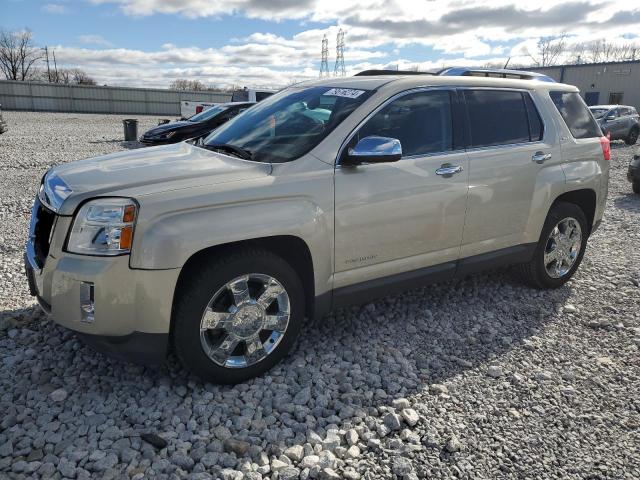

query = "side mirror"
[[342, 136, 402, 166]]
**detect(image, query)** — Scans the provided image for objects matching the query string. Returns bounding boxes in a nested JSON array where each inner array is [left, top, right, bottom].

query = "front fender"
[[130, 195, 333, 297]]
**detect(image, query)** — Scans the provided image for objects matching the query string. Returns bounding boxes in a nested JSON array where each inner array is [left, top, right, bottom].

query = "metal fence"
[[0, 80, 232, 115]]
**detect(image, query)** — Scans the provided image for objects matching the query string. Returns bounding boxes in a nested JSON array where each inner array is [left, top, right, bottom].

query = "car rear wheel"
[[626, 127, 639, 145], [173, 248, 305, 384], [517, 202, 588, 289]]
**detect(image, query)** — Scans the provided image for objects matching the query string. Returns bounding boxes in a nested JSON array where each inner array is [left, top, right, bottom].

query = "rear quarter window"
[[549, 91, 601, 139]]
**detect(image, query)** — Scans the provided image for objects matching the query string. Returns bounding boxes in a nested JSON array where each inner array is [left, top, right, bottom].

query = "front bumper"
[[139, 136, 175, 145], [25, 205, 180, 364]]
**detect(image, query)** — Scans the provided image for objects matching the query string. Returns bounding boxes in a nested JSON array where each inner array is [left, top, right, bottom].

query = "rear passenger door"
[[460, 88, 561, 258]]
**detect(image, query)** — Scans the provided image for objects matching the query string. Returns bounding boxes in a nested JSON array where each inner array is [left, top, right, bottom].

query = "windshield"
[[202, 86, 374, 163], [189, 105, 229, 122], [589, 108, 609, 119]]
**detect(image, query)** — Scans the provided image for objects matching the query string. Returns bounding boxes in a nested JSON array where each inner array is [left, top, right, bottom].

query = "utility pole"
[[44, 46, 52, 82], [319, 35, 329, 77], [52, 49, 58, 82], [334, 29, 345, 77]]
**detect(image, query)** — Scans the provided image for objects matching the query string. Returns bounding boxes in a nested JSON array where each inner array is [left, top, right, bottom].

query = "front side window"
[[464, 90, 532, 147], [356, 90, 453, 157], [203, 86, 374, 163], [550, 91, 601, 139]]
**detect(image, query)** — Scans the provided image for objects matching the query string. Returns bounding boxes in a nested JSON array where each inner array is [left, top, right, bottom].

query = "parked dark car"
[[628, 153, 640, 194], [589, 105, 639, 145], [140, 102, 254, 145], [0, 104, 7, 135]]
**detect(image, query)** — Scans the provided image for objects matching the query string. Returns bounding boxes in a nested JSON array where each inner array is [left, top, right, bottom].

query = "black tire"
[[633, 180, 640, 194], [516, 202, 588, 289], [625, 127, 639, 146], [173, 248, 305, 384]]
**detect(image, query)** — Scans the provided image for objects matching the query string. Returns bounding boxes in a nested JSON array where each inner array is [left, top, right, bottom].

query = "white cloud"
[[42, 3, 68, 14], [78, 35, 113, 47], [49, 0, 640, 87]]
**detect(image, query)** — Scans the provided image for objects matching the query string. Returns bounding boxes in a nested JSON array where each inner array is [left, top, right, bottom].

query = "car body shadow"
[[0, 267, 572, 471]]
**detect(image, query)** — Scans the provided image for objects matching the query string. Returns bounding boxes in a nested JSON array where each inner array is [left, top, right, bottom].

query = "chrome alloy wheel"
[[544, 217, 582, 279], [199, 274, 290, 368]]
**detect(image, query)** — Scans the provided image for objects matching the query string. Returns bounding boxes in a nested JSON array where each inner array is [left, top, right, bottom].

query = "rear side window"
[[464, 90, 533, 147], [549, 91, 601, 139]]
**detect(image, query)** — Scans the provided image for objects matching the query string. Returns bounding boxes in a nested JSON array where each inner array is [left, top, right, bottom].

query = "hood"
[[143, 121, 195, 136], [49, 142, 272, 215]]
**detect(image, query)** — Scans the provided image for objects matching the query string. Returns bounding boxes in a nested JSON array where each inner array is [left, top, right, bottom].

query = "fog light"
[[80, 282, 95, 323]]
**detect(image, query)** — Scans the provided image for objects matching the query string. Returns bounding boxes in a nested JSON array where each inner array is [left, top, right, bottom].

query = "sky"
[[2, 0, 640, 89]]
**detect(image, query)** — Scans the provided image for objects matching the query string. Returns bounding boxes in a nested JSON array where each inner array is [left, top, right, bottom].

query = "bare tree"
[[70, 68, 96, 85], [0, 29, 43, 80], [169, 79, 207, 91], [525, 33, 567, 67]]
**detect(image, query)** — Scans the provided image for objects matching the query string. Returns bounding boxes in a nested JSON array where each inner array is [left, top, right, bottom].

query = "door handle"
[[532, 152, 552, 164], [435, 164, 463, 176]]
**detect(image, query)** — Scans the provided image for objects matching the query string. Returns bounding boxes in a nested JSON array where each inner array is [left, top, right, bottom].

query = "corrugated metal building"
[[0, 80, 231, 115], [530, 60, 640, 110]]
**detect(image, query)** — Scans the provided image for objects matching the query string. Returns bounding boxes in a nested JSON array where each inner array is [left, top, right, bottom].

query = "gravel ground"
[[1, 111, 639, 480]]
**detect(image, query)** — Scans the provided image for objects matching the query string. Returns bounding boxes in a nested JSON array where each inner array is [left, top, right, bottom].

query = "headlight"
[[151, 131, 176, 139], [67, 198, 138, 256]]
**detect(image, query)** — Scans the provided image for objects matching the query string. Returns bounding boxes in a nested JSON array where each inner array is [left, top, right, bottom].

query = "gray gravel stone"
[[49, 388, 68, 402], [284, 445, 304, 463], [0, 112, 639, 480]]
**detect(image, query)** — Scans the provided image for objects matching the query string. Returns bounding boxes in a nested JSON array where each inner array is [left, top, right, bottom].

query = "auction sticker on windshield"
[[323, 88, 365, 99]]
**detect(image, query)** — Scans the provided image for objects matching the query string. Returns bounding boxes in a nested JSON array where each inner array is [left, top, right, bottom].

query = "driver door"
[[333, 89, 469, 295]]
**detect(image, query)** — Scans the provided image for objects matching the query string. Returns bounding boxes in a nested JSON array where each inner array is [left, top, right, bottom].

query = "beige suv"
[[25, 74, 610, 383]]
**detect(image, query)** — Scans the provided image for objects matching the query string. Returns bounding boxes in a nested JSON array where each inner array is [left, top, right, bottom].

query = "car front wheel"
[[173, 248, 305, 383], [625, 127, 639, 145], [517, 202, 588, 289]]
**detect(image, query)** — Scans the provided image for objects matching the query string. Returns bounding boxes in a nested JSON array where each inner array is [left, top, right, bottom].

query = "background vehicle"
[[180, 100, 219, 119], [25, 76, 609, 383], [0, 104, 7, 134], [628, 153, 640, 193], [231, 87, 276, 103], [589, 105, 639, 145], [140, 102, 254, 145]]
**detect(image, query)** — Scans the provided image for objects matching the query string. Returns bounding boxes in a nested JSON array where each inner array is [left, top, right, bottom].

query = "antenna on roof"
[[319, 35, 329, 78], [334, 29, 345, 77], [503, 57, 511, 69]]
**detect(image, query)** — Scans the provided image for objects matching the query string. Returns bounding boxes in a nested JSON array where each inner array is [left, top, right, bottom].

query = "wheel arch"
[[551, 188, 597, 234], [170, 235, 317, 338]]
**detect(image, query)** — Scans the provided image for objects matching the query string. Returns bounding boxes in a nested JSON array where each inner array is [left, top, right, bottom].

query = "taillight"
[[600, 135, 610, 161], [196, 106, 203, 114]]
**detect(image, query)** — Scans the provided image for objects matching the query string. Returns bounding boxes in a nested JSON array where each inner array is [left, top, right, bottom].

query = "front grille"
[[30, 199, 56, 267]]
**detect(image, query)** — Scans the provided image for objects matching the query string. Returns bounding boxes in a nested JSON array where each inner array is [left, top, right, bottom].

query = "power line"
[[334, 29, 345, 77], [319, 34, 329, 77]]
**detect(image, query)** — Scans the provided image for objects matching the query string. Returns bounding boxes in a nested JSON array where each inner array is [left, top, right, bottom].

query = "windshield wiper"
[[201, 143, 253, 160]]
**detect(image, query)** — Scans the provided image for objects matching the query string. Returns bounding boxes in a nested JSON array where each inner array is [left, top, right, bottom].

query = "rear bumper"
[[628, 157, 639, 182]]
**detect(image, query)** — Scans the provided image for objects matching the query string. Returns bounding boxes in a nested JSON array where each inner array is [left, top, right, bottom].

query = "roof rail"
[[437, 67, 556, 82], [354, 69, 434, 76]]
